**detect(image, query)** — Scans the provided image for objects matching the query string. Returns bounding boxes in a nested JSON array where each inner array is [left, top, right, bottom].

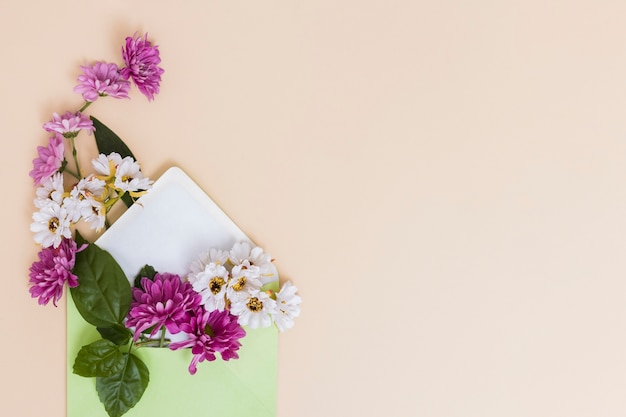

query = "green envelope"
[[66, 167, 278, 417]]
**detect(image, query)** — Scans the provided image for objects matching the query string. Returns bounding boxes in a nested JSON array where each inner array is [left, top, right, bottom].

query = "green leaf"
[[73, 339, 125, 378], [70, 243, 132, 328], [97, 324, 132, 346], [90, 116, 136, 208], [133, 264, 157, 289], [74, 229, 88, 246], [91, 116, 136, 159], [97, 353, 149, 417]]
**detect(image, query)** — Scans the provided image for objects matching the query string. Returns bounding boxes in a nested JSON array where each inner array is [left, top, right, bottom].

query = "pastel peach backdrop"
[[3, 1, 626, 416]]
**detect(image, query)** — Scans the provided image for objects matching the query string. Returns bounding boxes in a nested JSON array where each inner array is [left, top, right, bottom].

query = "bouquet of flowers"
[[28, 32, 301, 417]]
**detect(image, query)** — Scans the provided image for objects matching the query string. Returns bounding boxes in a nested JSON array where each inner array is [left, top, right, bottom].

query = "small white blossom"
[[82, 200, 106, 232], [272, 282, 302, 332], [30, 202, 72, 248], [226, 264, 263, 302], [230, 291, 276, 329], [92, 152, 122, 176], [64, 175, 106, 222], [229, 241, 275, 284], [188, 262, 230, 311], [114, 157, 152, 192], [34, 172, 65, 209]]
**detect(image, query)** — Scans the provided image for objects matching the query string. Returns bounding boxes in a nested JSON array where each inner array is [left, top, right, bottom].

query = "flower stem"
[[63, 166, 81, 180], [69, 137, 82, 178], [78, 101, 92, 113], [159, 327, 166, 348]]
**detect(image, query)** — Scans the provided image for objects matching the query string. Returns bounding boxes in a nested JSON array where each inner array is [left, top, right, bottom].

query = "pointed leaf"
[[133, 264, 157, 289], [74, 229, 88, 246], [70, 243, 132, 328], [96, 353, 149, 417], [91, 116, 136, 159], [97, 324, 132, 346], [73, 339, 125, 377]]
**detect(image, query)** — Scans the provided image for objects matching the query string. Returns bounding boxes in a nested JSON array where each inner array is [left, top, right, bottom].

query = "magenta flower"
[[43, 111, 95, 139], [126, 273, 201, 341], [121, 33, 164, 101], [29, 238, 85, 306], [29, 134, 64, 185], [170, 308, 245, 375], [73, 61, 131, 102]]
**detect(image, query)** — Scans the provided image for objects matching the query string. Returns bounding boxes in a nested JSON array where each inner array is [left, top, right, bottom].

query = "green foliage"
[[73, 339, 125, 378], [97, 324, 132, 346], [96, 353, 150, 417], [133, 264, 158, 289], [70, 243, 132, 328]]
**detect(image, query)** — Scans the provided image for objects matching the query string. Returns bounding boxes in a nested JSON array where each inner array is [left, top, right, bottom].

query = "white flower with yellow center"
[[30, 202, 71, 248], [226, 264, 262, 302], [230, 291, 276, 329], [114, 156, 152, 193], [82, 200, 106, 232], [34, 172, 65, 209], [188, 262, 230, 311], [229, 241, 276, 284], [92, 152, 122, 178], [64, 175, 106, 222], [272, 282, 302, 332]]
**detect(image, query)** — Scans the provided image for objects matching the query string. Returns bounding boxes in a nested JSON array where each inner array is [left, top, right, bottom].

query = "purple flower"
[[43, 111, 95, 139], [121, 33, 164, 101], [125, 273, 201, 341], [170, 308, 246, 375], [29, 238, 85, 306], [29, 134, 64, 185], [73, 61, 131, 102]]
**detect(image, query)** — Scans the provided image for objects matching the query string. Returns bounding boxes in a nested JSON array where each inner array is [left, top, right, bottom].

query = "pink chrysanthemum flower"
[[43, 111, 94, 139], [29, 238, 86, 306], [126, 273, 202, 341], [73, 61, 131, 102], [170, 308, 246, 375], [121, 33, 164, 101], [29, 134, 64, 186]]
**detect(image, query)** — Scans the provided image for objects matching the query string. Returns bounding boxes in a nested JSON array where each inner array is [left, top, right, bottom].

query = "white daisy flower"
[[272, 282, 302, 332], [230, 291, 277, 329], [188, 262, 230, 311], [62, 195, 84, 223], [188, 248, 229, 276], [34, 172, 65, 209], [30, 202, 71, 248], [82, 200, 106, 232], [229, 241, 276, 284], [114, 156, 152, 193], [64, 175, 106, 222], [92, 152, 122, 176], [226, 264, 263, 302]]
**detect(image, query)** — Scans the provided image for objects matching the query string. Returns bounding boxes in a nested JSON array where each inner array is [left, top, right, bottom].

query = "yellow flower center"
[[246, 297, 263, 312], [232, 277, 246, 291], [209, 277, 225, 294], [48, 217, 59, 232]]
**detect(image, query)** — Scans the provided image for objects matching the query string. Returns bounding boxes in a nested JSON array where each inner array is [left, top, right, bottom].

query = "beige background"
[[3, 1, 626, 416]]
